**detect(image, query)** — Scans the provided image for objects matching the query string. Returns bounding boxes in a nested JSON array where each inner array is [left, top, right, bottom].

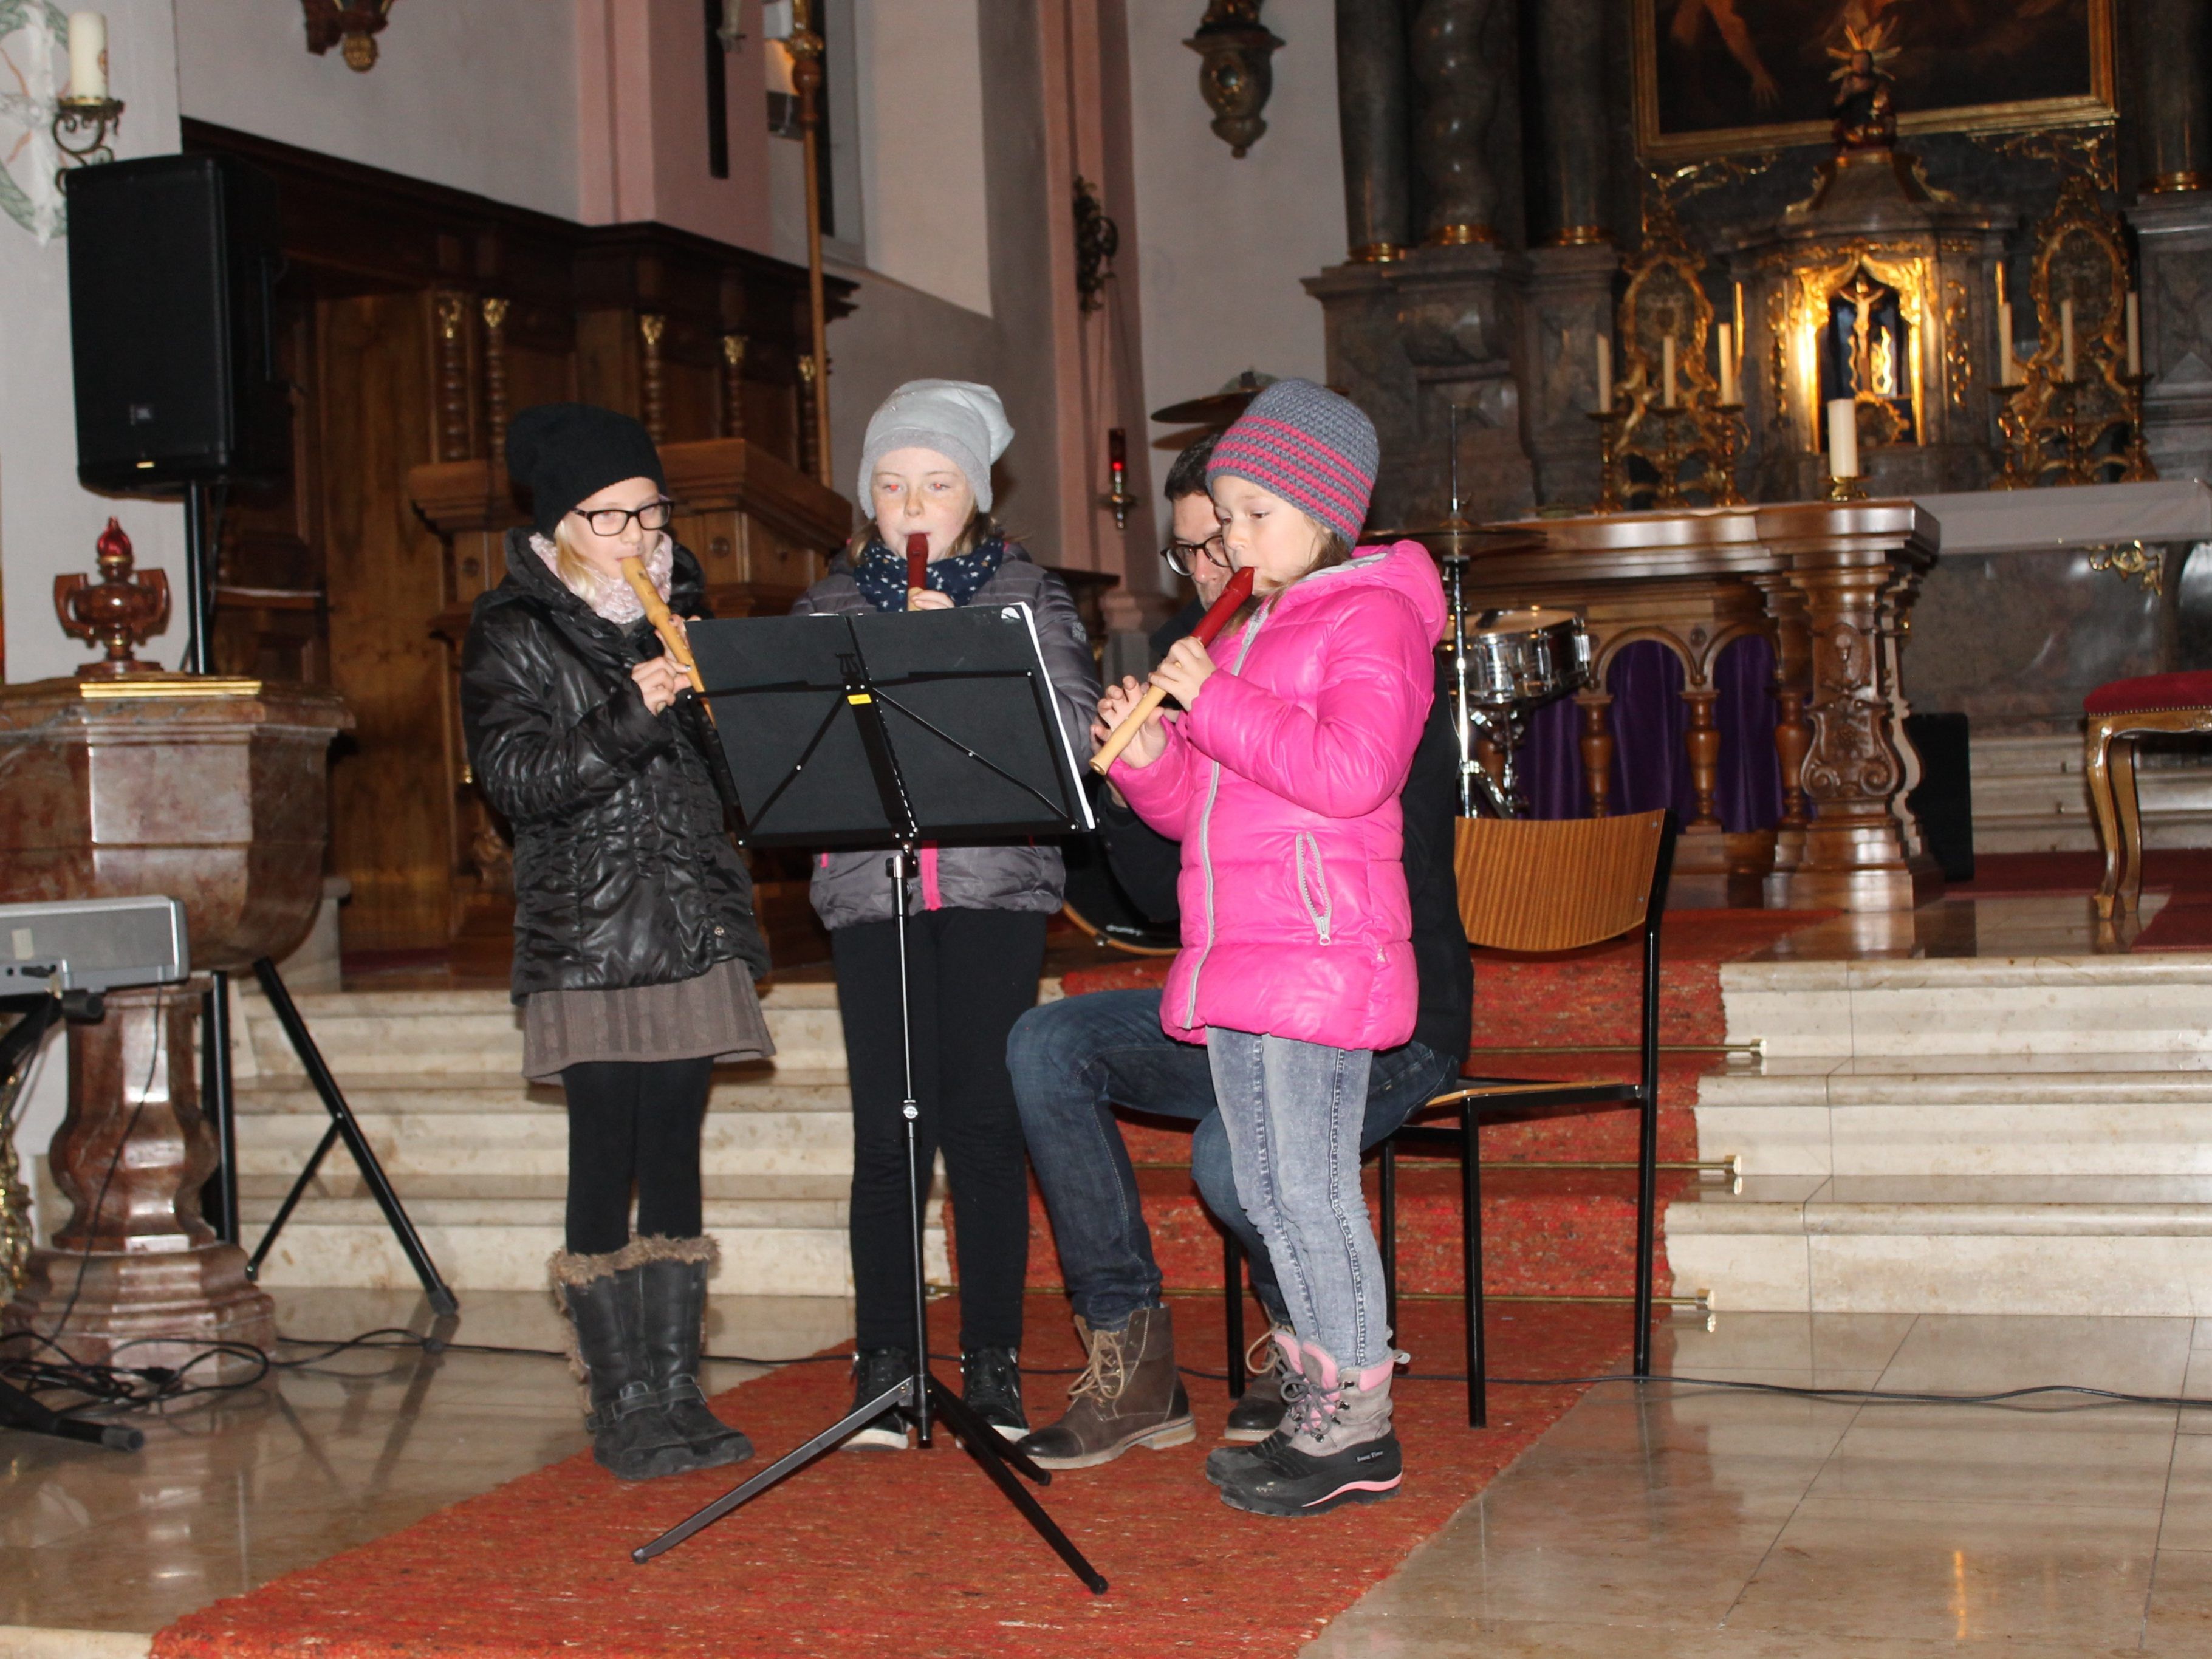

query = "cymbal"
[[1148, 388, 1258, 428]]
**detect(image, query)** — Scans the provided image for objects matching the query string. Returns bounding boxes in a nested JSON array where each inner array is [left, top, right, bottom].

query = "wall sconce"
[[1185, 0, 1282, 159], [1073, 176, 1118, 313], [53, 13, 122, 177], [303, 0, 393, 72]]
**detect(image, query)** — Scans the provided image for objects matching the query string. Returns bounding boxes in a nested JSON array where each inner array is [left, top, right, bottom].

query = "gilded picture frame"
[[1632, 0, 2117, 162]]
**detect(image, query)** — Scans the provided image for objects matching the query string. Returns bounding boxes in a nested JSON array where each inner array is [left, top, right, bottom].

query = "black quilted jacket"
[[460, 528, 769, 1001]]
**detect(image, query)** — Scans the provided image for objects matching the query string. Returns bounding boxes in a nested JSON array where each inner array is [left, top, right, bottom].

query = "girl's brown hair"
[[1225, 522, 1354, 632]]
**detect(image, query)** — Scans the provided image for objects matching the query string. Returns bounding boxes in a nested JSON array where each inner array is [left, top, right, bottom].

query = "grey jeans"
[[1207, 1027, 1390, 1370]]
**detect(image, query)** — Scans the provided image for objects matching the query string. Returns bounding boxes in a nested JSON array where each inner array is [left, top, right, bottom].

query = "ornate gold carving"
[[481, 297, 510, 463], [2086, 541, 2163, 595], [2145, 171, 2208, 195], [1943, 279, 1971, 412], [1185, 1, 1284, 159], [638, 313, 668, 445], [1993, 176, 2152, 488]]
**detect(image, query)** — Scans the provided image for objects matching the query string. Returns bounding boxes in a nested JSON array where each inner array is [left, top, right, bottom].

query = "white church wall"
[[173, 0, 579, 219], [0, 0, 190, 1246], [849, 0, 991, 316], [1123, 0, 1343, 434]]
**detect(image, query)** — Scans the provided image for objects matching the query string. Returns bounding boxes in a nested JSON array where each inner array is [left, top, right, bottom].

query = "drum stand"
[[1443, 554, 1524, 818]]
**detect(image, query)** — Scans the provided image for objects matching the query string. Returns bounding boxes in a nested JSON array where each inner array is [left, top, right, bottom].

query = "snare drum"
[[1460, 608, 1592, 706]]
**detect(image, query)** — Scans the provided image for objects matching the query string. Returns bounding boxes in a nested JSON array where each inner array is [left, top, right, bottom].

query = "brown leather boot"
[[1013, 1305, 1196, 1471]]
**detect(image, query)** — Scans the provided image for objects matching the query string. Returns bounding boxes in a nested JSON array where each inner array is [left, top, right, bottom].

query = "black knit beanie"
[[505, 402, 666, 536]]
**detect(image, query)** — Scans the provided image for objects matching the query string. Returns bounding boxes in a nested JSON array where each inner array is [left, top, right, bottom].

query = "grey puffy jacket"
[[791, 544, 1101, 929]]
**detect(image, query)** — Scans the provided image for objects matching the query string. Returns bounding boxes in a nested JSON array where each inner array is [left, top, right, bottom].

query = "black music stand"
[[631, 604, 1106, 1593]]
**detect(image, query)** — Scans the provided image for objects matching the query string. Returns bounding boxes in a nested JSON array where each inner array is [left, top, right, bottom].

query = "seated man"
[[1010, 437, 1473, 1468]]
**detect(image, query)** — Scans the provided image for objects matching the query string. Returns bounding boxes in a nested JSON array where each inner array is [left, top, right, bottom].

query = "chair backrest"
[[1454, 810, 1669, 953]]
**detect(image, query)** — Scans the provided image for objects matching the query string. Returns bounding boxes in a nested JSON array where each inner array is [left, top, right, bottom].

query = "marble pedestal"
[[1305, 244, 1537, 530], [2130, 194, 2212, 485], [0, 677, 350, 1375]]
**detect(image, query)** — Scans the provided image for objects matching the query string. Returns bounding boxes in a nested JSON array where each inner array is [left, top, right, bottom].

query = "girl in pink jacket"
[[1103, 380, 1445, 1516]]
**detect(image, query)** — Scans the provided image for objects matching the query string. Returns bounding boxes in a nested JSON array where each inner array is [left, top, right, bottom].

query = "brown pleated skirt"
[[522, 957, 774, 1083]]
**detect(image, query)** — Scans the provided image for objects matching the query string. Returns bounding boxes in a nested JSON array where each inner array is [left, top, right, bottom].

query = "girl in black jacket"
[[461, 402, 772, 1483]]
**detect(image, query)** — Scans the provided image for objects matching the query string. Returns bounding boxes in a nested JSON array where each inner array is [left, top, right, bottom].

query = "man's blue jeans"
[[1007, 988, 1456, 1332]]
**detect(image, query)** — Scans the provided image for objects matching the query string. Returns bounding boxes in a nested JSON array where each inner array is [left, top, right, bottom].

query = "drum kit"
[[1416, 406, 1594, 819]]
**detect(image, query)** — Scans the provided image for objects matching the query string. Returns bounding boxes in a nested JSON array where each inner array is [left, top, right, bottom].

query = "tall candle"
[[1595, 334, 1612, 411], [2126, 291, 2142, 377], [1995, 261, 2007, 307], [1717, 323, 1737, 404], [66, 11, 105, 100], [1826, 397, 1858, 479], [1998, 301, 2016, 385], [2060, 299, 2077, 381], [1661, 335, 1677, 408]]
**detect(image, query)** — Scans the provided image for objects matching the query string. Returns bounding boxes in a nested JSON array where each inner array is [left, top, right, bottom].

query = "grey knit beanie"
[[857, 379, 1014, 513], [1207, 378, 1379, 546]]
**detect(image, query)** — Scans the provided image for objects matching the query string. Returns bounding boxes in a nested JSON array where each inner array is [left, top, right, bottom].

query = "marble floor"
[[7, 1299, 2212, 1654]]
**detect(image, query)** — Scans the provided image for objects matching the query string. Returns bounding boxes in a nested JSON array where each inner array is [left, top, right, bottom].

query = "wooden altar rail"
[[1476, 499, 1942, 912]]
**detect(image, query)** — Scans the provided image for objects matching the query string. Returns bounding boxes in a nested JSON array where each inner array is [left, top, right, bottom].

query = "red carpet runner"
[[155, 1296, 1623, 1658]]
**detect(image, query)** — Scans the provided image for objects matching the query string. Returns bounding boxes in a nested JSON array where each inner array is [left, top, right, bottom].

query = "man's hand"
[[1094, 674, 1168, 768], [632, 655, 686, 716], [1148, 637, 1217, 712]]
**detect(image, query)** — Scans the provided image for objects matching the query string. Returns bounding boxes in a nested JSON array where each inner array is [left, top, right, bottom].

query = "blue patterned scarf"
[[852, 528, 1010, 613]]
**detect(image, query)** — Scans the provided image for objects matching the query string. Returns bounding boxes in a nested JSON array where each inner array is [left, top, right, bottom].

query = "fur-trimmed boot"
[[551, 1247, 690, 1481], [1216, 1340, 1402, 1518], [635, 1236, 753, 1472]]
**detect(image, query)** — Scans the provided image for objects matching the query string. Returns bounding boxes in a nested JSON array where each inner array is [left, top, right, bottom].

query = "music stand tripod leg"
[[248, 957, 459, 1318], [632, 845, 1107, 1593]]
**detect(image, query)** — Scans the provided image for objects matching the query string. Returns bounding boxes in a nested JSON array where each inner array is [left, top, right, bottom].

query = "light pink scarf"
[[530, 532, 674, 626]]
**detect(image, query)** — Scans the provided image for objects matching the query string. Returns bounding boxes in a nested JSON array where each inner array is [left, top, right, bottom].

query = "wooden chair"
[[1386, 810, 1675, 1428], [1219, 810, 1676, 1429], [2084, 672, 2212, 919]]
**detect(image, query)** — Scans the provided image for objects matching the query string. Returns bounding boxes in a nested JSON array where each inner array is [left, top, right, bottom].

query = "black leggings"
[[834, 908, 1046, 1353], [561, 1056, 716, 1256]]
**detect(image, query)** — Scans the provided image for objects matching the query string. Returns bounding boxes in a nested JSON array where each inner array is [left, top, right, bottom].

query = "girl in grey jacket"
[[792, 380, 1098, 1448]]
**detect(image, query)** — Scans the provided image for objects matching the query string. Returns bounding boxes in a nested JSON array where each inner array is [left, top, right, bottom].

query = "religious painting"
[[1632, 0, 2116, 160]]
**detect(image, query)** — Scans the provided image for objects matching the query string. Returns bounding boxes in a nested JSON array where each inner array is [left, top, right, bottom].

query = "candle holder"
[[1589, 407, 1628, 514], [51, 94, 125, 180], [1708, 402, 1748, 509], [1824, 472, 1869, 502], [2118, 371, 2156, 483]]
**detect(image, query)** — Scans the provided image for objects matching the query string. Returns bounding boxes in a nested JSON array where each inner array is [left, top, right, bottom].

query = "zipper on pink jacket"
[[1184, 605, 1270, 1030], [919, 845, 943, 911]]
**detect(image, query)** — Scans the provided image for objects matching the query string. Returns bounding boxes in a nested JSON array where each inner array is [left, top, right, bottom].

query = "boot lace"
[[1279, 1366, 1346, 1442], [1244, 1330, 1283, 1382], [1069, 1325, 1129, 1405]]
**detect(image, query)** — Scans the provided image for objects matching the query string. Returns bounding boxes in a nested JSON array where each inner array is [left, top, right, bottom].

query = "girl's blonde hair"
[[550, 519, 668, 604]]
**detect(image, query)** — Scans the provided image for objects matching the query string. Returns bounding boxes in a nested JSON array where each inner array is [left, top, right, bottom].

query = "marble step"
[[1694, 1056, 2212, 1178], [1721, 955, 2212, 1061], [1664, 1173, 2212, 1317], [225, 983, 851, 1079], [228, 1067, 854, 1180], [237, 1171, 947, 1298]]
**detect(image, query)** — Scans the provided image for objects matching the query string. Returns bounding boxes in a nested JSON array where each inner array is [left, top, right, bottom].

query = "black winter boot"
[[552, 1249, 691, 1481], [636, 1240, 753, 1473], [960, 1346, 1027, 1441], [845, 1347, 916, 1451]]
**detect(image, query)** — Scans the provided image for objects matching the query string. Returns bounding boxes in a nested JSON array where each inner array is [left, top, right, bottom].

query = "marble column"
[[2136, 0, 2211, 195], [1335, 0, 1411, 261], [1529, 0, 1608, 246], [1411, 0, 1512, 245], [1520, 244, 1618, 508], [2132, 197, 2212, 481]]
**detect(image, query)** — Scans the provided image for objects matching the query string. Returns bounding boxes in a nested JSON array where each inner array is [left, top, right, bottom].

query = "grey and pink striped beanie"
[[1205, 378, 1378, 546]]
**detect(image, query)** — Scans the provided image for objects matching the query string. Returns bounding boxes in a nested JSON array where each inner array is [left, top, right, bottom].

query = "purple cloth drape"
[[1515, 634, 1782, 831]]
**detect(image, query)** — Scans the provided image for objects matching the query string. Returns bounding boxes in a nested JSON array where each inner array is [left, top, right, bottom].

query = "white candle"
[[2126, 291, 2142, 377], [1595, 334, 1612, 412], [1827, 397, 1858, 479], [1998, 301, 2016, 385], [66, 12, 106, 100], [1661, 335, 1677, 408], [1717, 323, 1737, 404], [2060, 299, 2077, 381]]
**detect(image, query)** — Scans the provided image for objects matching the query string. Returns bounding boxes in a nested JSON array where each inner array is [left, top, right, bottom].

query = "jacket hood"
[[1261, 539, 1447, 645]]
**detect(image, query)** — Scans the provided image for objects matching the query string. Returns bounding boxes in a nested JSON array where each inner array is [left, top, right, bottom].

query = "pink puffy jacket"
[[1112, 540, 1446, 1051]]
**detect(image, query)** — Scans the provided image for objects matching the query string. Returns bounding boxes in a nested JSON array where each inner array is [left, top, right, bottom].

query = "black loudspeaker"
[[1904, 711, 1975, 883], [64, 154, 286, 491]]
